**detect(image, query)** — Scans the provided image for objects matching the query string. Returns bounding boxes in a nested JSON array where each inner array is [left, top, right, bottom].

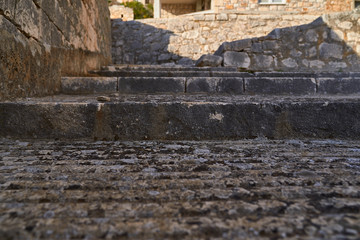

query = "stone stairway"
[[63, 65, 360, 95], [1, 65, 360, 140], [1, 65, 360, 239], [1, 138, 360, 239]]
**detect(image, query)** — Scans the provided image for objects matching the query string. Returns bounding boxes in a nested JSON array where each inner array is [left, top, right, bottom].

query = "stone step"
[[91, 70, 253, 77], [1, 94, 360, 140], [1, 138, 359, 239], [98, 65, 238, 72], [94, 67, 360, 78], [62, 76, 360, 95]]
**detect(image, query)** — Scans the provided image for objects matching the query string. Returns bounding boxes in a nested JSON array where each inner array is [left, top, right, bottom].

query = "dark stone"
[[223, 52, 250, 68], [118, 77, 185, 93], [217, 78, 244, 94], [61, 77, 117, 94], [317, 77, 360, 94], [186, 78, 219, 93], [245, 77, 316, 95], [195, 54, 223, 67], [223, 39, 252, 52], [2, 95, 360, 140]]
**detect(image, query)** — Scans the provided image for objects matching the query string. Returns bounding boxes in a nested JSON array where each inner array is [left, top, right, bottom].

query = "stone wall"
[[0, 0, 111, 101], [110, 4, 134, 21], [112, 13, 318, 65], [211, 10, 360, 72], [215, 0, 353, 13], [161, 4, 196, 18]]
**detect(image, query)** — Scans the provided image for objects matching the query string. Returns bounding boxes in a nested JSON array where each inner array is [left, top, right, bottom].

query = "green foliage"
[[121, 1, 153, 19]]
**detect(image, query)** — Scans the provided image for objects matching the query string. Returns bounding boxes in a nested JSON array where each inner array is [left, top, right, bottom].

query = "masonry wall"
[[161, 4, 196, 18], [110, 4, 134, 21], [214, 10, 360, 72], [215, 0, 353, 13], [0, 0, 111, 101], [112, 13, 318, 65]]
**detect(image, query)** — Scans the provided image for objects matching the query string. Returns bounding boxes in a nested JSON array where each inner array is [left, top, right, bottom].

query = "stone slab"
[[317, 77, 360, 94], [245, 77, 317, 95], [103, 65, 238, 72], [61, 77, 118, 94], [96, 71, 213, 78], [1, 95, 360, 140], [186, 78, 220, 93], [217, 78, 244, 94], [92, 70, 254, 78], [118, 77, 185, 93]]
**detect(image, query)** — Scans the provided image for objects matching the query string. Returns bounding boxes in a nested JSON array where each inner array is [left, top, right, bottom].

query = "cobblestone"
[[0, 138, 360, 239]]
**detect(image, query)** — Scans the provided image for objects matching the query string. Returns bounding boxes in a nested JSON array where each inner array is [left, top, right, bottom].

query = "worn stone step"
[[99, 65, 238, 72], [0, 139, 360, 239], [62, 76, 360, 95], [92, 70, 253, 78], [1, 94, 360, 140]]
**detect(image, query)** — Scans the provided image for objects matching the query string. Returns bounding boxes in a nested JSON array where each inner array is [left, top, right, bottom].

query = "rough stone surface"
[[186, 78, 219, 93], [319, 43, 343, 60], [245, 77, 317, 95], [217, 0, 353, 13], [61, 77, 117, 94], [201, 10, 360, 72], [111, 14, 318, 65], [118, 77, 185, 93], [82, 67, 360, 95], [195, 54, 223, 67], [0, 138, 360, 239], [0, 0, 111, 101], [109, 4, 133, 21], [1, 94, 360, 140], [317, 77, 360, 94], [223, 52, 250, 68]]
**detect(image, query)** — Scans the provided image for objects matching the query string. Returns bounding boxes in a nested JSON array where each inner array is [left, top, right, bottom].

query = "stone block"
[[118, 77, 185, 93], [223, 39, 252, 52], [223, 52, 250, 68], [252, 55, 274, 70], [309, 60, 325, 70], [307, 47, 317, 58], [319, 43, 343, 60], [262, 41, 279, 50], [282, 58, 298, 69], [251, 43, 262, 53], [217, 78, 244, 94], [193, 14, 205, 21], [337, 21, 353, 30], [61, 77, 118, 94], [305, 29, 319, 42], [244, 77, 316, 95], [329, 61, 348, 70], [186, 77, 219, 93], [216, 13, 228, 21], [204, 14, 215, 21], [317, 77, 360, 94], [195, 54, 223, 67]]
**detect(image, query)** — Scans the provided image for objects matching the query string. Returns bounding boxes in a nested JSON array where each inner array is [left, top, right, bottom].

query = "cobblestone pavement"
[[0, 139, 360, 239]]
